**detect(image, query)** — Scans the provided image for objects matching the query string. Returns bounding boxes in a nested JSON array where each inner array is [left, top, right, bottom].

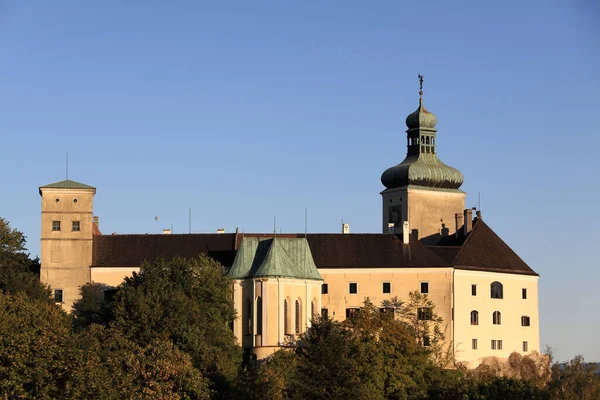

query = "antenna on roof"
[[478, 192, 481, 211], [305, 207, 308, 237], [189, 207, 191, 234], [273, 216, 276, 236], [66, 153, 69, 180]]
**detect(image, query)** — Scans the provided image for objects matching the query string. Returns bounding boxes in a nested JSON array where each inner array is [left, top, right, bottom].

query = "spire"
[[380, 76, 463, 191]]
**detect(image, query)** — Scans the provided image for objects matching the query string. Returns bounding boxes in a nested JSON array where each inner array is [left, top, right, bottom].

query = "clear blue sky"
[[1, 0, 598, 362]]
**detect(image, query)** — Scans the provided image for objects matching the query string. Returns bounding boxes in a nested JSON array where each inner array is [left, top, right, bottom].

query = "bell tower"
[[381, 76, 466, 243], [39, 179, 96, 309]]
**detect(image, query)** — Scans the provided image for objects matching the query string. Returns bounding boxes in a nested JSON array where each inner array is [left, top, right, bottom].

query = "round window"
[[73, 198, 78, 204], [55, 198, 60, 203]]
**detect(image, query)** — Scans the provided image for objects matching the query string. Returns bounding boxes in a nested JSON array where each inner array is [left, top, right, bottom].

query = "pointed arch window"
[[284, 299, 290, 335], [311, 301, 315, 320], [245, 299, 252, 335], [491, 281, 503, 299], [295, 300, 301, 334], [470, 310, 479, 325], [493, 311, 501, 325], [425, 136, 430, 144], [256, 296, 262, 335], [431, 137, 435, 146]]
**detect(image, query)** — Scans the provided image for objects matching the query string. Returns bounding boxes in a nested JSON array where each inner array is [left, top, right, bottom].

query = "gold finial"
[[418, 73, 424, 96]]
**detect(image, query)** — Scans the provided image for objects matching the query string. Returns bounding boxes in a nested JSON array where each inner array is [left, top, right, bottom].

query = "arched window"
[[470, 310, 479, 325], [431, 137, 435, 146], [295, 300, 301, 334], [256, 296, 262, 335], [284, 299, 290, 335], [311, 301, 315, 320], [493, 311, 501, 325], [491, 281, 503, 299], [421, 135, 424, 143], [426, 136, 430, 144], [245, 299, 252, 335]]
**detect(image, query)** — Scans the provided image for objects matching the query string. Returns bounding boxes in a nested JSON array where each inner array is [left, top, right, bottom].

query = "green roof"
[[39, 179, 96, 194], [227, 237, 322, 281]]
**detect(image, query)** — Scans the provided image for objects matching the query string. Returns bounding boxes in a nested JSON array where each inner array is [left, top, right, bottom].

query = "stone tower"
[[381, 81, 465, 243], [39, 179, 96, 309]]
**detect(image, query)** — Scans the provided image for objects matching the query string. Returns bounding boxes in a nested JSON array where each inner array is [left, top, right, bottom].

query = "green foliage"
[[65, 325, 210, 400], [71, 282, 114, 331], [0, 293, 71, 399], [548, 355, 600, 400], [110, 255, 242, 393], [0, 217, 27, 268]]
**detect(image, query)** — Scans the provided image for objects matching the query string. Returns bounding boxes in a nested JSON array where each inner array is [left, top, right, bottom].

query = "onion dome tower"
[[381, 76, 466, 242]]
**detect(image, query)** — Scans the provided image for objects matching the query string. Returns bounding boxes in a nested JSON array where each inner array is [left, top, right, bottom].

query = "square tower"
[[39, 179, 96, 310]]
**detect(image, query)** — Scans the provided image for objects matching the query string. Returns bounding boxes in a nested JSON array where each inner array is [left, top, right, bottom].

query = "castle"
[[38, 86, 539, 367]]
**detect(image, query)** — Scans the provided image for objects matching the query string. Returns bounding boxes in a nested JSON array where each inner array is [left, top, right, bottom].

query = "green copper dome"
[[381, 89, 463, 191]]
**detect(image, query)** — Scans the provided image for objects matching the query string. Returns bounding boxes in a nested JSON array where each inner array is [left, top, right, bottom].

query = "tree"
[[548, 355, 600, 400], [0, 292, 71, 399], [71, 282, 114, 331], [110, 255, 242, 394], [0, 217, 27, 268], [65, 325, 210, 400]]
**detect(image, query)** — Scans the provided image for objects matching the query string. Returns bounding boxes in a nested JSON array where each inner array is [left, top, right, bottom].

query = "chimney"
[[463, 209, 473, 236], [162, 228, 172, 235], [342, 223, 350, 234], [455, 213, 463, 238], [93, 216, 99, 230], [476, 210, 482, 220], [402, 221, 410, 244], [217, 228, 226, 234]]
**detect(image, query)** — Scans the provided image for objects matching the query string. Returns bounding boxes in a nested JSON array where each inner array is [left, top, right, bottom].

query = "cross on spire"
[[418, 74, 424, 95]]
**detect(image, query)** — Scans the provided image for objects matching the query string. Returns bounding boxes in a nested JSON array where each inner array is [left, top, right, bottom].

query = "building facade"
[[39, 87, 539, 367]]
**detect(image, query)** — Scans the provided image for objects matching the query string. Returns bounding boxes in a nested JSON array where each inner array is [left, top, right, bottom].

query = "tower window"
[[73, 198, 78, 204], [295, 300, 301, 334], [349, 282, 357, 294], [321, 308, 328, 319], [321, 283, 328, 294], [431, 137, 435, 145], [425, 136, 430, 144], [72, 221, 80, 231], [245, 299, 252, 335], [472, 339, 478, 350], [491, 281, 503, 299], [493, 311, 502, 325], [470, 310, 479, 325], [52, 221, 61, 231], [523, 341, 528, 352], [54, 289, 63, 303], [522, 288, 527, 299], [256, 297, 262, 335], [472, 284, 477, 296], [382, 282, 391, 294], [284, 299, 290, 335], [423, 335, 431, 347], [420, 282, 429, 294], [521, 316, 531, 326], [311, 301, 315, 319]]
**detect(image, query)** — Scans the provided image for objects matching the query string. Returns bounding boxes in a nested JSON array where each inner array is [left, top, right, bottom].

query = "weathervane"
[[418, 74, 424, 95]]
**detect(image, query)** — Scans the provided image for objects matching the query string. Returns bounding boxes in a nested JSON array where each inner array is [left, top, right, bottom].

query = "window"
[[470, 310, 479, 325], [491, 281, 503, 299], [256, 297, 262, 335], [493, 311, 501, 325], [311, 301, 315, 319], [321, 308, 329, 319], [491, 340, 496, 350], [54, 289, 63, 303], [382, 282, 391, 294], [349, 282, 357, 294], [472, 339, 478, 350], [523, 341, 528, 352], [418, 307, 432, 321], [346, 308, 359, 319], [522, 288, 527, 299], [284, 300, 290, 335], [521, 316, 531, 327], [72, 221, 80, 231], [52, 221, 61, 231], [245, 299, 252, 335], [380, 307, 394, 320], [472, 284, 477, 296], [423, 335, 431, 347], [498, 340, 503, 350], [295, 300, 301, 334], [321, 283, 328, 294], [420, 282, 429, 294]]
